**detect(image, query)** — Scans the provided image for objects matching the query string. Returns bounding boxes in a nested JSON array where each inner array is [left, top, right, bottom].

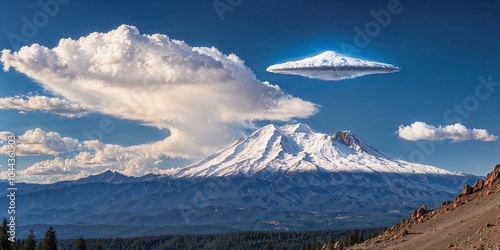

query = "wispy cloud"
[[1, 25, 317, 160], [267, 51, 399, 81], [0, 95, 88, 117], [397, 122, 498, 142]]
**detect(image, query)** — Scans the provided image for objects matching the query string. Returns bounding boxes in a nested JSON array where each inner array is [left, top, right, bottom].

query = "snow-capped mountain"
[[266, 51, 400, 81], [4, 124, 479, 238], [170, 123, 463, 178]]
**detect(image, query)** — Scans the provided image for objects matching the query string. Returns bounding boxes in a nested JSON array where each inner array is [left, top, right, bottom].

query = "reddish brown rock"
[[441, 200, 451, 207], [472, 179, 485, 192], [416, 205, 428, 218], [396, 229, 408, 238], [484, 165, 500, 187], [461, 184, 473, 196]]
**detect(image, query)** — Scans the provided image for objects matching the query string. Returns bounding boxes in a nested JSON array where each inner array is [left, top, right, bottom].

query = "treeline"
[[58, 228, 382, 250], [0, 218, 61, 250], [2, 217, 383, 250]]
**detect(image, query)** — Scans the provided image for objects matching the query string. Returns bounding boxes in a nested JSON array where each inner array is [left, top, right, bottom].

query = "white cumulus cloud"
[[0, 128, 162, 183], [1, 25, 317, 160], [0, 95, 88, 117], [397, 122, 499, 142], [0, 128, 82, 155]]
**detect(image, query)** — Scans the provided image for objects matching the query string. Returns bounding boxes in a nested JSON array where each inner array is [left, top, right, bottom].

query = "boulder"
[[461, 184, 473, 196], [396, 229, 408, 239], [333, 241, 343, 250], [472, 179, 485, 192], [485, 165, 500, 187], [416, 205, 428, 218]]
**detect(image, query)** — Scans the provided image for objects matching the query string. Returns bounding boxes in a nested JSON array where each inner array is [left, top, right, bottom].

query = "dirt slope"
[[350, 164, 500, 250]]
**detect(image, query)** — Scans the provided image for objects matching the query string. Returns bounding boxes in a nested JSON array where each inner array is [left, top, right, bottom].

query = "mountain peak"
[[278, 123, 313, 135], [78, 170, 132, 184], [318, 50, 339, 57], [332, 130, 359, 147], [332, 130, 384, 156], [171, 123, 461, 178]]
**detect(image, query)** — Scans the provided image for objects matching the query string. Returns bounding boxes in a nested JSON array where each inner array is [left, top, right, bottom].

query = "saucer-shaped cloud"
[[267, 51, 400, 81]]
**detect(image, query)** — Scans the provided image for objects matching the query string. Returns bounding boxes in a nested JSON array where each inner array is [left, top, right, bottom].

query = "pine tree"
[[75, 236, 86, 250], [41, 227, 57, 250], [23, 230, 36, 250], [95, 239, 103, 250], [12, 241, 21, 250], [1, 218, 12, 250], [265, 240, 273, 250], [327, 237, 335, 250], [368, 229, 379, 239], [347, 229, 360, 246], [15, 240, 22, 250]]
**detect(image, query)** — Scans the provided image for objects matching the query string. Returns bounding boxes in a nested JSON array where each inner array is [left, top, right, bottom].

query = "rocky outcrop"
[[413, 205, 428, 219], [334, 241, 344, 250], [321, 241, 343, 250], [332, 131, 360, 148], [461, 184, 473, 196], [472, 179, 484, 192], [484, 164, 500, 186]]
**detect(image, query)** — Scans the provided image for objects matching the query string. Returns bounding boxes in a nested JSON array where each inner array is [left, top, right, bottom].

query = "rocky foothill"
[[348, 164, 500, 250]]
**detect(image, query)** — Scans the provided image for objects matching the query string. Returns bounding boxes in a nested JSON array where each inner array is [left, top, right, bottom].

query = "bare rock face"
[[484, 164, 500, 187], [461, 184, 473, 196], [472, 179, 485, 192], [332, 131, 357, 146]]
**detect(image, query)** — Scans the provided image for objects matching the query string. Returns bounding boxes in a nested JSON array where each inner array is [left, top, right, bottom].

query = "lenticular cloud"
[[1, 25, 317, 158], [266, 51, 400, 81]]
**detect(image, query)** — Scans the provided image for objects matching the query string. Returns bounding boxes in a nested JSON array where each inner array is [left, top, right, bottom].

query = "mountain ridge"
[[0, 123, 480, 238]]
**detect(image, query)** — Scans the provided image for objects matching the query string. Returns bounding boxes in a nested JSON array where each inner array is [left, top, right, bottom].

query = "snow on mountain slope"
[[266, 51, 400, 81], [7, 124, 477, 237], [169, 123, 463, 178]]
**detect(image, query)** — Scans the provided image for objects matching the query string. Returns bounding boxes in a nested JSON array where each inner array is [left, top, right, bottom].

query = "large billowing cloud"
[[397, 122, 498, 142], [0, 95, 88, 117], [0, 25, 317, 183], [1, 25, 317, 160], [267, 51, 400, 81]]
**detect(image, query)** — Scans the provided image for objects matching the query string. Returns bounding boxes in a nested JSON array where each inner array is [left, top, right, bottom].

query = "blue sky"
[[0, 0, 499, 182]]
